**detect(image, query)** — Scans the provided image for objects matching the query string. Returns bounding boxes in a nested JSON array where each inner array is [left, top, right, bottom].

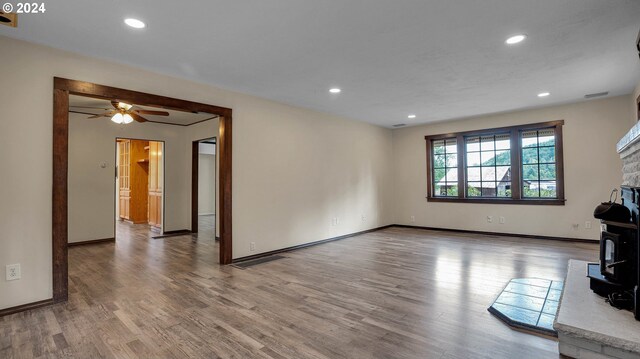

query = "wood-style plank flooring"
[[0, 224, 598, 358]]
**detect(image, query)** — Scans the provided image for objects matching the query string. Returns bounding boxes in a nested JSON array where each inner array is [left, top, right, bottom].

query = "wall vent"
[[584, 92, 609, 99], [392, 123, 406, 128], [0, 12, 17, 27]]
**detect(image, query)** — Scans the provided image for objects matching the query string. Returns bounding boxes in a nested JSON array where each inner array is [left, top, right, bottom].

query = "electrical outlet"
[[410, 215, 415, 223], [250, 242, 256, 252], [487, 216, 493, 223], [6, 264, 20, 281], [585, 221, 592, 229], [331, 217, 338, 226], [499, 216, 505, 224], [361, 214, 366, 222]]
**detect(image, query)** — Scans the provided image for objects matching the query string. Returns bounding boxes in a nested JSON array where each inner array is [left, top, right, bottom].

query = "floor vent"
[[232, 255, 286, 269], [0, 12, 17, 27]]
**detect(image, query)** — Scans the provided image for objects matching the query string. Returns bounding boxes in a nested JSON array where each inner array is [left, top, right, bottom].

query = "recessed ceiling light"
[[505, 34, 527, 45], [537, 92, 551, 98], [329, 88, 341, 94], [124, 18, 146, 29], [408, 114, 416, 119]]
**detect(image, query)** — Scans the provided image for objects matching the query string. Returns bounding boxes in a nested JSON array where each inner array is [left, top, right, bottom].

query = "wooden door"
[[118, 140, 131, 220], [148, 141, 163, 229]]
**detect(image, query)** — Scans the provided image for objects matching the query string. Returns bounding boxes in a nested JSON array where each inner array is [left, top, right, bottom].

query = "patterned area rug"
[[488, 278, 564, 336]]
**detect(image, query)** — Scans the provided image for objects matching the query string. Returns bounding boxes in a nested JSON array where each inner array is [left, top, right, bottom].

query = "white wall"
[[198, 152, 216, 215], [68, 113, 219, 243], [392, 96, 632, 240], [632, 82, 640, 124], [0, 36, 393, 310]]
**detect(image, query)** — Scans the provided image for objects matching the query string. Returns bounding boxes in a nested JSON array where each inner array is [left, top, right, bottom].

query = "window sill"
[[426, 197, 566, 206]]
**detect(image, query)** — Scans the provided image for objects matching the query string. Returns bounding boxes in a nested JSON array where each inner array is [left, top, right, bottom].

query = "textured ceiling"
[[2, 0, 640, 128]]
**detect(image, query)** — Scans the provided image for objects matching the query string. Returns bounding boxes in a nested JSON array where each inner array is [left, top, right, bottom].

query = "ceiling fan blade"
[[129, 112, 148, 123], [69, 110, 103, 116], [134, 109, 170, 116], [87, 111, 115, 119], [111, 100, 120, 109], [69, 106, 112, 110]]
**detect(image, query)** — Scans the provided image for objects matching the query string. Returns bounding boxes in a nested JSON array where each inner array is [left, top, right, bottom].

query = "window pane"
[[495, 136, 511, 150], [445, 139, 457, 153], [481, 151, 495, 166], [467, 152, 481, 166], [496, 166, 511, 182], [481, 136, 495, 151], [482, 167, 496, 182], [522, 148, 538, 164], [538, 130, 555, 146], [447, 185, 458, 197], [540, 164, 556, 180], [466, 136, 480, 152], [497, 185, 511, 198], [482, 185, 496, 197], [522, 164, 539, 180], [434, 168, 446, 182], [433, 140, 445, 154], [467, 182, 481, 197], [433, 154, 446, 168], [434, 184, 447, 196], [539, 146, 555, 163], [446, 154, 458, 167], [495, 150, 510, 165], [522, 130, 538, 147], [467, 167, 480, 181], [540, 181, 557, 198], [523, 183, 540, 198], [446, 169, 458, 182]]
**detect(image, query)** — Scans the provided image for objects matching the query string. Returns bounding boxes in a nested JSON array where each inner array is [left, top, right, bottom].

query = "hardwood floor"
[[0, 226, 597, 358]]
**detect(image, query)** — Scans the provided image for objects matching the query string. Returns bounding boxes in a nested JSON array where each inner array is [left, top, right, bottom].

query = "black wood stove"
[[589, 186, 640, 320]]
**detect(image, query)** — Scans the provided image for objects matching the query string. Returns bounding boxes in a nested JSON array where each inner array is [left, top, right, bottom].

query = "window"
[[432, 139, 458, 197], [425, 121, 564, 205]]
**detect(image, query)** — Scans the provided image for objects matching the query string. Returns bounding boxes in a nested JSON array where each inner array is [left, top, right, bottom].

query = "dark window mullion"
[[510, 129, 521, 200], [537, 131, 541, 198], [457, 135, 464, 199]]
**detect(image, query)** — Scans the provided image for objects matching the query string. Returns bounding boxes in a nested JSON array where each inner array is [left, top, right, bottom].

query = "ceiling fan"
[[73, 101, 170, 124]]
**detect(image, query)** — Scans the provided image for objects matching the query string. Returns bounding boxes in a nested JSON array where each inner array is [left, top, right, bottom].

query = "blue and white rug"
[[488, 278, 563, 336]]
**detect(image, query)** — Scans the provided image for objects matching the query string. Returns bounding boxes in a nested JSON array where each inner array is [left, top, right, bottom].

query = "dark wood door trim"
[[192, 141, 199, 233], [53, 78, 233, 303]]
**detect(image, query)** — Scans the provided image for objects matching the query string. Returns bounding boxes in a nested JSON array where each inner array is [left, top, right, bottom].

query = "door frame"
[[53, 77, 233, 303], [192, 137, 217, 235], [115, 138, 167, 235]]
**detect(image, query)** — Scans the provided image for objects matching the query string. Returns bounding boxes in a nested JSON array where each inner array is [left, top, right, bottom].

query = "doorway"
[[116, 138, 165, 238], [52, 78, 233, 304], [191, 138, 217, 239]]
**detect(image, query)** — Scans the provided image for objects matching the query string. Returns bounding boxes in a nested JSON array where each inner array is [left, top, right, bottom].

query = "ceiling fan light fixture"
[[123, 113, 134, 124], [118, 102, 133, 110], [111, 113, 124, 124]]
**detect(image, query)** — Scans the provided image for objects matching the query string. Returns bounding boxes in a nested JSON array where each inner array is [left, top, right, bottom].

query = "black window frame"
[[425, 120, 565, 205]]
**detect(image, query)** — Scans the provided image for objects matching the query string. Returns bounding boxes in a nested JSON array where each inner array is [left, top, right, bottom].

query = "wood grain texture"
[[191, 141, 199, 233], [219, 113, 232, 264], [1, 225, 598, 358], [52, 88, 69, 304]]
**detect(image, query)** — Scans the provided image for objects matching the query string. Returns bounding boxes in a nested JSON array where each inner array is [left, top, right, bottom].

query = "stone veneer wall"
[[618, 121, 640, 187]]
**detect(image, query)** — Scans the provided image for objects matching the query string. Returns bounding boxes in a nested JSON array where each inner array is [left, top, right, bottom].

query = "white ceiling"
[[69, 95, 216, 126], [3, 0, 640, 128]]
